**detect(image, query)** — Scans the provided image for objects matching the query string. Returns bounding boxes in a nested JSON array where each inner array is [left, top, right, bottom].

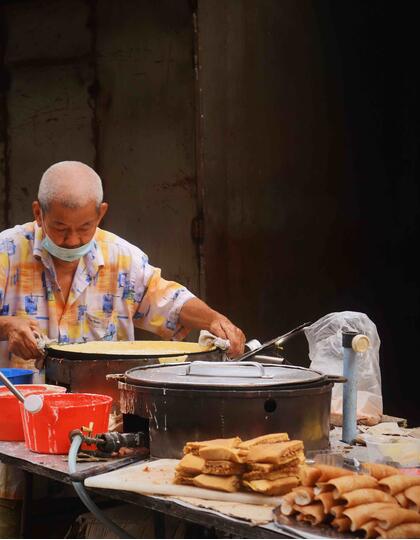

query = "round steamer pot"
[[118, 362, 343, 458]]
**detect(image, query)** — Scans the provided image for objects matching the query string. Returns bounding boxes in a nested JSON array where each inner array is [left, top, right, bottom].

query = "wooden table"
[[0, 441, 285, 539]]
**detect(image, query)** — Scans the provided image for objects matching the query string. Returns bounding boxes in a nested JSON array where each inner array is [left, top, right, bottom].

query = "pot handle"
[[106, 373, 126, 382], [325, 374, 347, 384], [185, 361, 273, 379]]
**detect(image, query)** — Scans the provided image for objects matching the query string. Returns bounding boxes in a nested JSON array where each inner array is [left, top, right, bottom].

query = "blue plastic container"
[[0, 368, 34, 385]]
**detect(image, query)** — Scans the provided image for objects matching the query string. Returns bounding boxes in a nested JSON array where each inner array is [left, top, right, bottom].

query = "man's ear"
[[97, 202, 108, 225], [32, 201, 42, 227]]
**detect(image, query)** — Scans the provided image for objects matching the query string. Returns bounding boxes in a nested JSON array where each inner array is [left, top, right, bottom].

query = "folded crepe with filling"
[[246, 441, 304, 465], [379, 474, 420, 495], [243, 476, 299, 496], [370, 507, 420, 530], [173, 473, 196, 486], [238, 433, 289, 449], [248, 456, 302, 473], [314, 491, 337, 513], [375, 523, 420, 539], [192, 474, 240, 493], [202, 460, 245, 476], [341, 488, 397, 507], [405, 486, 420, 512], [362, 462, 400, 480], [293, 502, 325, 525], [343, 502, 397, 532], [331, 517, 351, 533], [292, 486, 315, 506], [184, 436, 242, 455], [242, 467, 300, 482], [175, 453, 205, 476], [198, 445, 244, 463], [320, 473, 378, 497]]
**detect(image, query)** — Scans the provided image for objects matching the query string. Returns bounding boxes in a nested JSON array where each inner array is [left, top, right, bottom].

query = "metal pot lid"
[[46, 340, 216, 360], [124, 361, 325, 388]]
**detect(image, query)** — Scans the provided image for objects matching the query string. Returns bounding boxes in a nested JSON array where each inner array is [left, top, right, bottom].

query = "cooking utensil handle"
[[325, 375, 347, 384], [185, 361, 270, 378], [0, 371, 26, 403]]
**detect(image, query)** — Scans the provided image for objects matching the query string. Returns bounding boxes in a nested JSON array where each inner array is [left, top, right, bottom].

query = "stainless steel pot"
[[117, 361, 344, 457]]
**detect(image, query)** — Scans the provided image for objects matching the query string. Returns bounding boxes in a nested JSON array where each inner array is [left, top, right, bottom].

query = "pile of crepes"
[[173, 432, 304, 495], [280, 462, 420, 538]]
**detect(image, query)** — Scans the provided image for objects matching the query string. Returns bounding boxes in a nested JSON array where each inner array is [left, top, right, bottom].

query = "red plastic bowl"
[[20, 393, 112, 454], [0, 384, 67, 441]]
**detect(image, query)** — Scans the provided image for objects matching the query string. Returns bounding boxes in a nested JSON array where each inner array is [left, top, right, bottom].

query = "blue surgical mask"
[[41, 234, 94, 262]]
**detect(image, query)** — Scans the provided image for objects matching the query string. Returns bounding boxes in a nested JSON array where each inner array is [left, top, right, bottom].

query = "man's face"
[[32, 200, 108, 249]]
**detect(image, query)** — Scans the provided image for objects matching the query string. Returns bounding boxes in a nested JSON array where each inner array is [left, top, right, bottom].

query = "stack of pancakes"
[[174, 436, 245, 493], [173, 433, 305, 496], [241, 435, 304, 496]]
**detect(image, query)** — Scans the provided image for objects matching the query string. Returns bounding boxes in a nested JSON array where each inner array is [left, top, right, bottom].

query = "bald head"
[[38, 161, 103, 212]]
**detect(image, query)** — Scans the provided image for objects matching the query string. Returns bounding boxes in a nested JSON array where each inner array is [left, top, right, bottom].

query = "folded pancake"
[[405, 486, 420, 512], [246, 441, 304, 465], [341, 488, 397, 508], [370, 507, 420, 530], [375, 523, 420, 538], [331, 517, 351, 533], [379, 475, 420, 495], [238, 433, 289, 449], [359, 520, 379, 539], [395, 492, 410, 508], [175, 453, 205, 476], [362, 462, 400, 480], [280, 492, 296, 516], [343, 503, 397, 532], [198, 446, 244, 463], [314, 491, 337, 513], [192, 474, 240, 493], [316, 464, 356, 482], [242, 467, 300, 482], [293, 502, 325, 525], [321, 474, 379, 497], [184, 436, 242, 455], [300, 465, 322, 487], [330, 504, 346, 518], [173, 472, 196, 486], [292, 486, 315, 506], [243, 476, 299, 496], [202, 460, 245, 476]]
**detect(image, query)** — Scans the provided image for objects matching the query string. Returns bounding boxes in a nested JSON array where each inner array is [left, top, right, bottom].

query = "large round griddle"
[[124, 361, 325, 389], [46, 340, 217, 360]]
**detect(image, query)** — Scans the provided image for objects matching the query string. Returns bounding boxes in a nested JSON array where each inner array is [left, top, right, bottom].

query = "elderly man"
[[0, 161, 245, 366]]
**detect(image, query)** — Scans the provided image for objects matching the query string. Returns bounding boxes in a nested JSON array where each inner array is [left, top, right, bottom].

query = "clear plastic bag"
[[304, 311, 382, 424]]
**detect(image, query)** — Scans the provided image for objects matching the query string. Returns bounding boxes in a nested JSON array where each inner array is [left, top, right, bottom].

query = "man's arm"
[[179, 297, 246, 357]]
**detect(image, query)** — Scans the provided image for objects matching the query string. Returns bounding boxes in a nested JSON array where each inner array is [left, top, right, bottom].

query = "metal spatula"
[[237, 321, 311, 362]]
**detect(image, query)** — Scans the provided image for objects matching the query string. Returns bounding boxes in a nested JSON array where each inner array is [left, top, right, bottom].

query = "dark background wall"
[[0, 0, 418, 424]]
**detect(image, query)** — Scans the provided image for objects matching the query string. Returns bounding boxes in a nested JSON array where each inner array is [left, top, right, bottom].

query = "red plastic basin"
[[20, 393, 112, 454], [0, 384, 67, 441]]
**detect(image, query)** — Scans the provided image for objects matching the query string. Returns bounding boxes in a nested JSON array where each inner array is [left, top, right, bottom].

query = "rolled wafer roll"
[[343, 503, 398, 532], [331, 517, 351, 533], [359, 520, 379, 539], [314, 491, 337, 514], [300, 466, 322, 487], [362, 463, 400, 480], [370, 507, 420, 530], [324, 474, 379, 497], [405, 486, 420, 512], [293, 502, 325, 526], [375, 523, 420, 538], [379, 474, 420, 495], [316, 464, 356, 482], [280, 492, 296, 516], [292, 486, 315, 505], [341, 488, 397, 508], [331, 504, 346, 518], [395, 492, 410, 508]]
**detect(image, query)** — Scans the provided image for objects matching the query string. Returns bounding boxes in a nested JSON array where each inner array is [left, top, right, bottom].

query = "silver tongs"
[[237, 321, 311, 363]]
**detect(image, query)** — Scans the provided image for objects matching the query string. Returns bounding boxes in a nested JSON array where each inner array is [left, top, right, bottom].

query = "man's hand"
[[1, 317, 43, 360], [209, 315, 246, 358]]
